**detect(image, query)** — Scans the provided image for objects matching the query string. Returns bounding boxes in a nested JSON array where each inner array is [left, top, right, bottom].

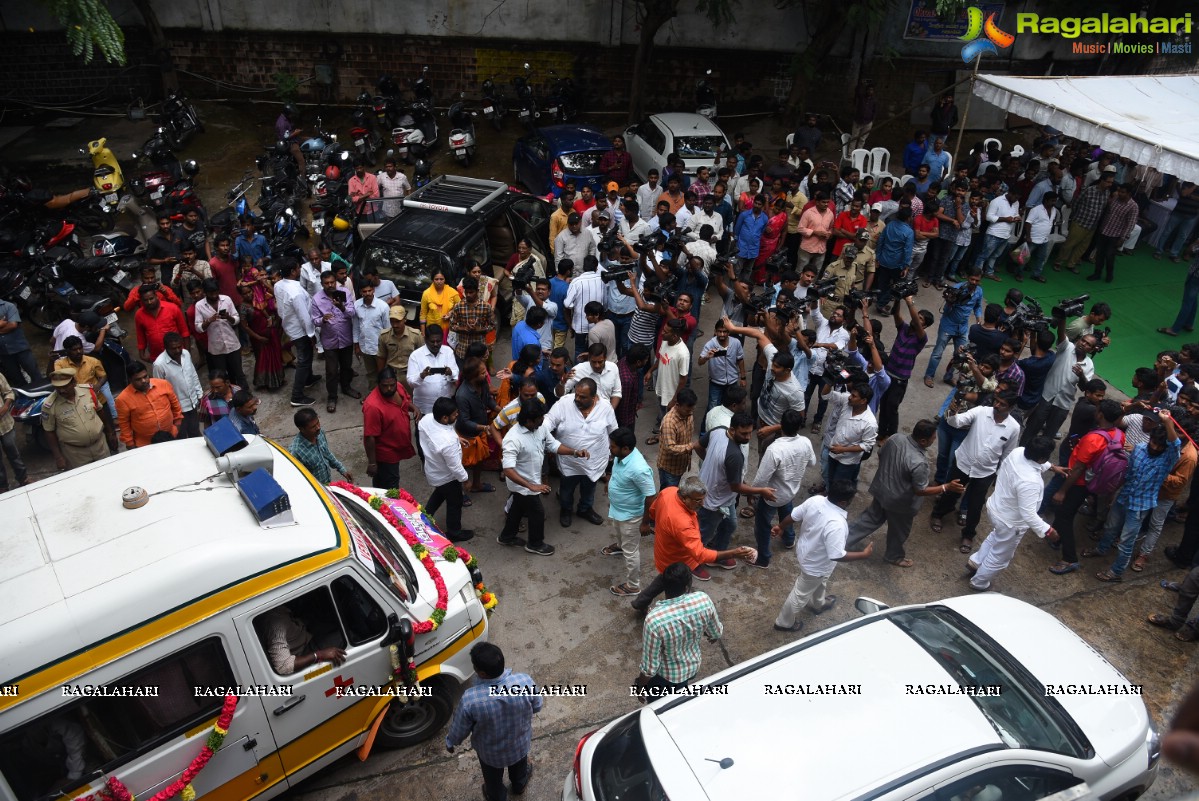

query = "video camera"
[[1007, 297, 1049, 336], [1093, 325, 1112, 354], [951, 342, 979, 368], [599, 266, 633, 285], [632, 232, 661, 255], [596, 227, 621, 255], [642, 271, 679, 305], [511, 257, 537, 293], [802, 277, 839, 304], [825, 350, 864, 391], [889, 276, 920, 300], [943, 282, 975, 306], [1051, 294, 1089, 319], [843, 288, 879, 307]]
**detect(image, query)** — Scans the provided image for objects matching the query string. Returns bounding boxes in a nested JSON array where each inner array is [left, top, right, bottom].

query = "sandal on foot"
[[739, 507, 755, 519], [1148, 613, 1183, 630], [1176, 625, 1199, 642], [1132, 555, 1147, 572], [1096, 569, 1122, 582], [645, 436, 660, 446], [959, 539, 972, 554], [812, 595, 837, 615], [1081, 547, 1106, 558], [461, 495, 473, 507], [610, 583, 639, 597], [930, 517, 943, 534], [885, 557, 914, 568], [600, 543, 622, 556], [1049, 561, 1080, 574], [474, 482, 497, 493], [956, 513, 967, 528], [1162, 580, 1182, 592]]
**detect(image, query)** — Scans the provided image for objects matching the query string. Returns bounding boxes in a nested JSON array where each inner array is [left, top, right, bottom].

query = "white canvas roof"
[[974, 74, 1199, 182]]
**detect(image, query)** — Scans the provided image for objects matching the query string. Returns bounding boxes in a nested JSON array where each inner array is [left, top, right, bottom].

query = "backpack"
[[1084, 430, 1129, 495]]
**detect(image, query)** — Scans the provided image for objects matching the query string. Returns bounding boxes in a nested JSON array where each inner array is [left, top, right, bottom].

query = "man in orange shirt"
[[631, 475, 752, 611], [116, 361, 183, 448]]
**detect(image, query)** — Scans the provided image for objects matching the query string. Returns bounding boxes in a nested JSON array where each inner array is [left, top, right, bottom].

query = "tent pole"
[[953, 52, 983, 170]]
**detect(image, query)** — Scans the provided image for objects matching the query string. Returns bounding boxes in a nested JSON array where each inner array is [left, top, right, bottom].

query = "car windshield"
[[891, 609, 1086, 758], [559, 150, 605, 173], [359, 241, 444, 296], [591, 713, 667, 801], [674, 135, 725, 159]]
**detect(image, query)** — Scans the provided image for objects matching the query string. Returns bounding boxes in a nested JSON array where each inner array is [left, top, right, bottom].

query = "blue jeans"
[[1017, 240, 1051, 278], [1158, 213, 1199, 258], [659, 468, 682, 489], [973, 233, 1008, 275], [1095, 501, 1151, 576], [935, 417, 969, 484], [1172, 272, 1199, 333], [698, 503, 737, 552], [754, 496, 795, 566], [610, 313, 633, 357], [1040, 439, 1073, 513], [703, 382, 736, 433], [945, 242, 970, 277], [559, 473, 597, 513], [924, 324, 968, 380], [827, 459, 861, 486]]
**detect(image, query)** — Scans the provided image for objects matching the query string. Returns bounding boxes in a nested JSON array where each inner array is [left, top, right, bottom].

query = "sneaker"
[[691, 565, 711, 581], [810, 422, 822, 435], [447, 530, 475, 543], [525, 542, 556, 556], [305, 374, 323, 387], [706, 558, 737, 570], [290, 396, 317, 407], [747, 556, 770, 569], [497, 536, 526, 547]]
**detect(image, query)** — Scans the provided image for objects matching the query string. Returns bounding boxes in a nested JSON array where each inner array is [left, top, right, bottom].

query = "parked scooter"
[[413, 153, 434, 190], [480, 75, 507, 132], [695, 69, 717, 120], [208, 172, 259, 238], [512, 63, 539, 132], [373, 75, 403, 131], [130, 130, 204, 221], [157, 89, 204, 149], [390, 66, 439, 164], [350, 92, 383, 166], [446, 94, 478, 168], [12, 381, 52, 452], [81, 138, 156, 242]]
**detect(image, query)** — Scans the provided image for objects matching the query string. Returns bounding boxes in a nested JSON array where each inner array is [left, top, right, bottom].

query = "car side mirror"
[[380, 612, 415, 657], [855, 597, 889, 615]]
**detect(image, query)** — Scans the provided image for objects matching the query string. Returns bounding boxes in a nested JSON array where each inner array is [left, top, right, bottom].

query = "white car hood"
[[939, 595, 1149, 767]]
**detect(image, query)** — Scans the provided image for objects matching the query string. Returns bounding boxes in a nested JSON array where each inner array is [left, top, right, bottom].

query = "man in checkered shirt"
[[636, 561, 723, 696], [446, 642, 542, 800]]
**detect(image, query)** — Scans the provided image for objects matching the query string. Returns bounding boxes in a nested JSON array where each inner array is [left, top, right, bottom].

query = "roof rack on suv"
[[397, 175, 510, 216]]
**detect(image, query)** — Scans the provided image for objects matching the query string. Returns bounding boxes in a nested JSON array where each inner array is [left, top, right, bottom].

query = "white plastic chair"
[[869, 147, 891, 177], [898, 174, 914, 186], [840, 133, 852, 162], [1010, 145, 1025, 159], [850, 148, 872, 176], [1049, 204, 1070, 245], [983, 137, 1002, 153], [785, 132, 794, 148]]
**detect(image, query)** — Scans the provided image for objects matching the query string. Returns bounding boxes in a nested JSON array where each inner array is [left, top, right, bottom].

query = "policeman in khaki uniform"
[[375, 307, 424, 390], [42, 367, 118, 470]]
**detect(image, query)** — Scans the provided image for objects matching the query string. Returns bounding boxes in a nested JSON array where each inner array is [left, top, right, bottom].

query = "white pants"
[[612, 516, 642, 588], [775, 570, 831, 628], [969, 520, 1025, 590]]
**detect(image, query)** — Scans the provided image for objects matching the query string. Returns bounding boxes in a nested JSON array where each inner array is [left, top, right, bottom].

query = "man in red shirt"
[[362, 367, 415, 490], [911, 201, 942, 278], [1048, 399, 1124, 575], [599, 135, 633, 189], [630, 475, 752, 611], [135, 287, 189, 362], [208, 234, 240, 301], [572, 185, 596, 217], [830, 197, 868, 258]]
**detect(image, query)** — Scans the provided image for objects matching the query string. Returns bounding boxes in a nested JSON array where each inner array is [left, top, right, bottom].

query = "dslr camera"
[[890, 276, 919, 299], [951, 342, 978, 368], [1051, 294, 1090, 319], [844, 288, 879, 307]]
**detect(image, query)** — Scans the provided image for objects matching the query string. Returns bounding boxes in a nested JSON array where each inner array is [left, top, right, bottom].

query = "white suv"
[[564, 594, 1159, 801]]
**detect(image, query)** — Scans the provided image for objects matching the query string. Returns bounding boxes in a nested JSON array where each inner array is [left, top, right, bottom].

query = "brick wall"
[[0, 31, 158, 107]]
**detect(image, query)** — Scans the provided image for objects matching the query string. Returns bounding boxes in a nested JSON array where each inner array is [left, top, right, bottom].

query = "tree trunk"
[[627, 2, 679, 124], [784, 2, 854, 118], [130, 0, 179, 94]]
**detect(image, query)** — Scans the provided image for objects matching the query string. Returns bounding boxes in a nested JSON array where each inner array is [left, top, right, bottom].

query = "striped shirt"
[[563, 272, 606, 334], [289, 430, 347, 484], [641, 591, 723, 683], [1100, 196, 1139, 240], [1071, 184, 1109, 230], [445, 668, 542, 766], [885, 322, 927, 380]]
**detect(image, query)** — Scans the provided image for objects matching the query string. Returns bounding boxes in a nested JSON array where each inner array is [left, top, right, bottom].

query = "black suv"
[[352, 176, 552, 317]]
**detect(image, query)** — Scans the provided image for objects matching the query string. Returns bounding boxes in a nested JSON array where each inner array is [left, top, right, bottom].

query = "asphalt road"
[[6, 102, 1198, 801]]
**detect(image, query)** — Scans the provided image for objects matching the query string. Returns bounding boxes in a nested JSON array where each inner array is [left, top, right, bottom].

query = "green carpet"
[[979, 244, 1188, 397]]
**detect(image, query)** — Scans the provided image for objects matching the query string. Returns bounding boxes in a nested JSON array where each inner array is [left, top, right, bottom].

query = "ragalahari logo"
[[959, 6, 1015, 63]]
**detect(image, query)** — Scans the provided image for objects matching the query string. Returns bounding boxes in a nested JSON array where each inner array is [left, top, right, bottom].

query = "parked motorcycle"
[[544, 70, 578, 124], [309, 177, 353, 248], [209, 172, 259, 238], [696, 69, 717, 120], [12, 381, 52, 452], [446, 94, 478, 168], [373, 74, 403, 131], [480, 75, 507, 132], [350, 92, 383, 166], [157, 89, 204, 149], [390, 66, 439, 164], [82, 138, 156, 242], [512, 63, 539, 132], [413, 154, 434, 190], [130, 130, 204, 221]]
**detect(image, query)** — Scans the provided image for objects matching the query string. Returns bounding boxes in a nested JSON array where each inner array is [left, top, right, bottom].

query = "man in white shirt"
[[566, 342, 621, 408], [152, 332, 203, 438], [405, 324, 459, 415], [545, 378, 617, 527], [1020, 328, 1099, 446], [193, 278, 246, 389], [554, 213, 597, 278], [688, 193, 724, 241], [773, 481, 872, 632], [620, 198, 651, 241], [376, 160, 412, 218], [276, 258, 320, 407], [498, 398, 588, 556], [930, 390, 1022, 552], [968, 436, 1061, 590], [301, 249, 329, 297], [362, 266, 401, 306], [973, 187, 1020, 279], [750, 410, 817, 567], [647, 319, 690, 426], [562, 257, 605, 357], [674, 190, 697, 231], [352, 282, 390, 388], [418, 396, 473, 542], [1016, 191, 1058, 283], [698, 411, 774, 569], [825, 382, 878, 487], [636, 171, 663, 221]]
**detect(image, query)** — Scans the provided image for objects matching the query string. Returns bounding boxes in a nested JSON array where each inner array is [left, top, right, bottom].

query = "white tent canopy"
[[973, 74, 1199, 182]]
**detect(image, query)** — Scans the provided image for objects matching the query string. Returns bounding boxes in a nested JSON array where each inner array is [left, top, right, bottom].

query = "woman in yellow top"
[[419, 269, 460, 337]]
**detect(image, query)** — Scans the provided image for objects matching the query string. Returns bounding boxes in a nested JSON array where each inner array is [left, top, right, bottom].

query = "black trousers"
[[375, 461, 400, 490], [1091, 234, 1122, 282], [631, 571, 669, 612], [426, 480, 463, 535], [291, 336, 314, 402], [207, 350, 247, 389], [877, 376, 908, 439], [1050, 483, 1089, 563], [324, 345, 354, 399], [500, 492, 545, 546], [479, 754, 529, 801], [931, 466, 995, 542], [1020, 400, 1070, 447], [804, 372, 829, 424]]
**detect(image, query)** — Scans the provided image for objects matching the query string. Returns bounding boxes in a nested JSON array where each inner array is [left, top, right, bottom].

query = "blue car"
[[512, 124, 612, 197]]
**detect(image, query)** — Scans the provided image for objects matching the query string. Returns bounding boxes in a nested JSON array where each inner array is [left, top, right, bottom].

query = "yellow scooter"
[[83, 137, 126, 213]]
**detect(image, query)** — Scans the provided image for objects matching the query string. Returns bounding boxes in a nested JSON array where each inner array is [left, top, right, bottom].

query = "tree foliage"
[[40, 0, 126, 64]]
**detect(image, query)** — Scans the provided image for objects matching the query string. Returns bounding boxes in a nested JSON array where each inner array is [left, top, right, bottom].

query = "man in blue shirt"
[[873, 207, 915, 311], [902, 131, 928, 175], [549, 261, 572, 351], [234, 219, 270, 266], [446, 642, 541, 801], [923, 266, 984, 387], [511, 306, 546, 362], [733, 193, 768, 272], [922, 136, 951, 182], [0, 299, 44, 388], [602, 427, 658, 596]]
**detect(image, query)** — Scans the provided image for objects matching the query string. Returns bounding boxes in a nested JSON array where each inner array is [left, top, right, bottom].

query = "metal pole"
[[953, 52, 983, 169]]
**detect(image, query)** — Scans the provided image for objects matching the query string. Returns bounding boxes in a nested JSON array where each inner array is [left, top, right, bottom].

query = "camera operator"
[[804, 301, 852, 435], [515, 277, 559, 365], [922, 266, 984, 389], [724, 315, 806, 451], [680, 223, 719, 276], [845, 305, 890, 416], [872, 206, 915, 314], [968, 304, 1008, 361], [1016, 329, 1056, 412], [878, 296, 933, 442], [995, 337, 1026, 398], [1019, 315, 1100, 447], [711, 261, 754, 329], [935, 349, 999, 485], [1064, 301, 1112, 344]]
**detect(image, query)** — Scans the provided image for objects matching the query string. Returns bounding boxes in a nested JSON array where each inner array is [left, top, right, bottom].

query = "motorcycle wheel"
[[27, 296, 70, 331], [461, 152, 472, 168], [491, 114, 503, 132], [27, 423, 50, 454]]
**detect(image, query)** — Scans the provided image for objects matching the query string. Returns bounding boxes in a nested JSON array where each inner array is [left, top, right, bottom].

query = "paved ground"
[[5, 103, 1198, 801]]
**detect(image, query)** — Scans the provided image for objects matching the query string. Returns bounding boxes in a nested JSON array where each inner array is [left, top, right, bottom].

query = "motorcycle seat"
[[68, 293, 111, 313], [74, 256, 116, 272], [14, 381, 53, 397]]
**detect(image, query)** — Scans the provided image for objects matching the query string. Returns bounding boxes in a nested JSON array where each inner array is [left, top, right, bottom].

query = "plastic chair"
[[785, 132, 794, 148], [1049, 204, 1070, 244], [869, 147, 891, 177], [840, 133, 852, 162], [1009, 145, 1025, 159], [898, 174, 914, 186], [850, 149, 872, 176], [983, 137, 1002, 153]]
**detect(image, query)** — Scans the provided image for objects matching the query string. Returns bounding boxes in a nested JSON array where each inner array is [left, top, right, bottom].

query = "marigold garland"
[[75, 695, 238, 801]]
